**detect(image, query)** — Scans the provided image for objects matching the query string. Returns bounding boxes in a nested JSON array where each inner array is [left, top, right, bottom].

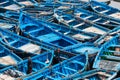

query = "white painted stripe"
[[100, 10, 109, 13], [92, 18, 101, 22], [73, 22, 85, 28], [83, 15, 93, 19]]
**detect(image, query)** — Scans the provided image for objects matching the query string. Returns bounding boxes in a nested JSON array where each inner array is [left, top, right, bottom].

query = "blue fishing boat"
[[39, 0, 89, 9], [64, 43, 99, 67], [0, 44, 22, 68], [19, 13, 79, 49], [0, 0, 23, 11], [14, 0, 37, 7], [74, 8, 120, 28], [0, 27, 55, 59], [38, 2, 69, 8], [93, 34, 120, 72], [94, 26, 120, 47], [64, 43, 99, 56], [89, 0, 120, 20], [40, 20, 99, 43], [5, 11, 19, 20], [63, 35, 120, 80], [63, 69, 117, 80], [32, 0, 55, 3], [0, 51, 54, 79], [57, 0, 89, 8], [5, 9, 98, 43], [22, 53, 88, 80], [54, 10, 110, 35], [0, 15, 18, 32], [21, 7, 54, 22], [5, 7, 54, 23]]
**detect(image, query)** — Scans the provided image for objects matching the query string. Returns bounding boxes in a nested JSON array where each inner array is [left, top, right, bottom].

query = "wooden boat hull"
[[19, 13, 78, 49], [0, 51, 54, 79], [63, 69, 117, 80], [0, 44, 22, 67], [54, 10, 110, 36], [0, 15, 19, 33], [0, 27, 54, 59], [22, 53, 88, 80], [94, 27, 120, 47], [21, 7, 54, 22], [89, 0, 120, 20], [74, 8, 120, 28], [14, 0, 37, 7], [0, 0, 23, 11], [39, 20, 99, 43], [93, 34, 120, 72], [57, 0, 89, 8]]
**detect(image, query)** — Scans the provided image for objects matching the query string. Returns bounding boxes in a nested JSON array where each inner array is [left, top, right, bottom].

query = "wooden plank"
[[0, 56, 17, 65]]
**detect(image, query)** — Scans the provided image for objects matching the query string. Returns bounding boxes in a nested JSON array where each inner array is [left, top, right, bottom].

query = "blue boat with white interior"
[[0, 27, 55, 59], [21, 7, 54, 22], [0, 44, 22, 68], [0, 0, 23, 11], [57, 0, 89, 9], [94, 26, 120, 47], [89, 0, 120, 20], [54, 10, 110, 36], [40, 20, 99, 43], [0, 51, 54, 79], [74, 8, 120, 28], [63, 69, 117, 80], [93, 34, 120, 72], [19, 13, 79, 49], [14, 0, 37, 7], [22, 53, 88, 80], [64, 43, 99, 56], [0, 15, 19, 33]]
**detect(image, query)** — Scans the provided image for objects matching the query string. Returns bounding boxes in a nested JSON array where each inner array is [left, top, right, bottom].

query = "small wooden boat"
[[22, 53, 88, 80], [0, 15, 19, 33], [0, 27, 54, 59], [0, 44, 22, 68], [89, 0, 120, 20], [94, 27, 120, 47], [40, 20, 99, 43], [57, 0, 89, 8], [63, 69, 117, 80], [64, 43, 99, 67], [39, 2, 69, 8], [74, 8, 120, 28], [5, 11, 20, 21], [93, 34, 120, 72], [54, 10, 110, 35], [0, 0, 23, 11], [19, 13, 79, 49], [0, 51, 54, 79], [21, 7, 54, 22], [39, 0, 89, 9], [64, 43, 99, 56], [14, 0, 37, 7], [5, 7, 54, 22]]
